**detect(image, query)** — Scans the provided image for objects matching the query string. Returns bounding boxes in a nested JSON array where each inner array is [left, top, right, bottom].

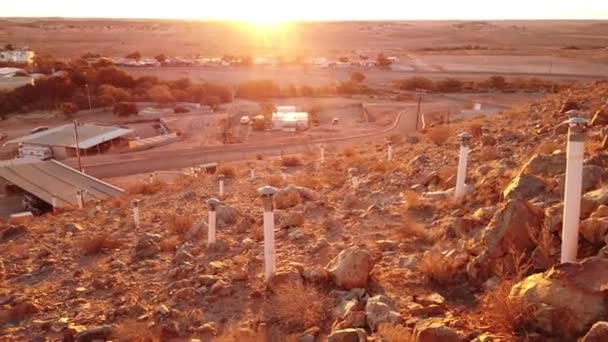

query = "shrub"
[[350, 71, 366, 83], [125, 51, 141, 60], [148, 84, 175, 104], [127, 180, 164, 195], [435, 78, 464, 92], [480, 278, 533, 336], [202, 96, 221, 111], [395, 76, 434, 91], [264, 283, 332, 332], [218, 165, 237, 178], [113, 102, 138, 116], [236, 80, 280, 99], [173, 106, 190, 114], [426, 127, 451, 145], [60, 102, 78, 116], [167, 214, 193, 237], [78, 232, 122, 256], [281, 156, 302, 167]]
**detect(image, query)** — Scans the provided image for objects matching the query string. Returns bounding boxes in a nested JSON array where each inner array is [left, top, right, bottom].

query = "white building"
[[272, 106, 309, 132], [0, 50, 35, 64]]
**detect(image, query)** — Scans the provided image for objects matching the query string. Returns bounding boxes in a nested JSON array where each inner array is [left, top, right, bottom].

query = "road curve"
[[68, 109, 416, 179]]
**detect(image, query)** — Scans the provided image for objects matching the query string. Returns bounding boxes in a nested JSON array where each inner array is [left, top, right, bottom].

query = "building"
[[272, 106, 309, 132], [3, 123, 134, 160], [0, 50, 35, 64]]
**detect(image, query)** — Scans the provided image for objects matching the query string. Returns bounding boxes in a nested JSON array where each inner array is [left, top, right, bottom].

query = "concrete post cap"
[[218, 174, 226, 179], [131, 199, 140, 206], [564, 117, 588, 127], [258, 185, 279, 196], [565, 109, 583, 117], [457, 132, 473, 140], [206, 198, 222, 206]]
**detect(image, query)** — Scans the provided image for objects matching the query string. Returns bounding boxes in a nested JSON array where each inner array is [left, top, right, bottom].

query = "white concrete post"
[[454, 132, 473, 199], [387, 143, 394, 162], [131, 199, 140, 228], [319, 144, 326, 165], [561, 117, 588, 263], [207, 198, 221, 246], [280, 167, 288, 182], [258, 186, 278, 279], [218, 174, 225, 197], [76, 189, 83, 209], [348, 168, 359, 190], [250, 168, 256, 179], [149, 173, 155, 184], [52, 194, 57, 212]]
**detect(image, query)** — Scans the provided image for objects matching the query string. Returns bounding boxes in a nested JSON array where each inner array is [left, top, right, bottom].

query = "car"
[[30, 126, 49, 134]]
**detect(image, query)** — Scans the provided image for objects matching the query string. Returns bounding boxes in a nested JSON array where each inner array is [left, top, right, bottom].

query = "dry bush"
[[218, 165, 237, 178], [530, 224, 558, 270], [320, 169, 348, 189], [426, 127, 451, 146], [369, 160, 398, 173], [387, 134, 403, 143], [480, 278, 533, 336], [78, 232, 122, 256], [418, 250, 465, 284], [266, 174, 286, 188], [159, 235, 181, 252], [468, 122, 483, 136], [167, 214, 193, 237], [377, 323, 412, 342], [403, 191, 431, 211], [296, 174, 323, 190], [397, 219, 436, 244], [113, 320, 156, 342], [264, 283, 333, 333], [275, 191, 302, 209], [281, 156, 302, 167], [127, 181, 165, 195], [343, 148, 356, 158], [479, 147, 499, 161], [108, 196, 129, 209]]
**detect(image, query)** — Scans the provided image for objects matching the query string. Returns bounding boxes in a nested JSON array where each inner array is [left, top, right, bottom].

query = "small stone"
[[156, 304, 170, 316], [327, 328, 367, 342], [209, 280, 233, 297]]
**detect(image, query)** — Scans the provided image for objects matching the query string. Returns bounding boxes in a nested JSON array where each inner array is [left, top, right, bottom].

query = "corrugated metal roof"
[[0, 159, 123, 207], [4, 123, 134, 149]]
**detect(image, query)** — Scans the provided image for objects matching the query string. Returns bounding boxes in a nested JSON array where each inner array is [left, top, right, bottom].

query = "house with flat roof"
[[271, 106, 309, 132], [3, 123, 134, 160]]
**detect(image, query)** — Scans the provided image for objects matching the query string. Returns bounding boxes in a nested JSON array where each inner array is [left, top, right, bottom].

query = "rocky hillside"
[[2, 81, 608, 341]]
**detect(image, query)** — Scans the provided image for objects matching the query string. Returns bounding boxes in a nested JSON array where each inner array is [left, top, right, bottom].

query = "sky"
[[3, 0, 608, 21]]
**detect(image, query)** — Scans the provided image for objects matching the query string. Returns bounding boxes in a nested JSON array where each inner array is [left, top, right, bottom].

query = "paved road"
[[66, 109, 417, 179]]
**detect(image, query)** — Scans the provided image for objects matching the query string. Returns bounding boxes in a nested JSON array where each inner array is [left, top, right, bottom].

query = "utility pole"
[[85, 84, 92, 111], [415, 89, 427, 131], [73, 120, 82, 172]]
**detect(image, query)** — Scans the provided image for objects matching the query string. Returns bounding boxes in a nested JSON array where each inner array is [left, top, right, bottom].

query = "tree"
[[376, 53, 393, 69], [435, 78, 464, 92], [396, 77, 434, 91], [350, 71, 366, 83], [259, 102, 276, 120], [60, 102, 78, 117], [96, 67, 135, 88], [113, 102, 138, 116], [4, 44, 14, 51], [236, 80, 280, 99], [485, 75, 507, 89], [98, 84, 131, 103], [95, 95, 114, 108], [126, 51, 142, 60], [147, 85, 175, 104], [339, 56, 349, 63], [202, 96, 221, 111], [155, 54, 167, 63]]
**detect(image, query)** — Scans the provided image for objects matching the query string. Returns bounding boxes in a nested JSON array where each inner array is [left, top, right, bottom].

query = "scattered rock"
[[414, 320, 460, 342], [521, 153, 566, 177], [217, 204, 238, 228], [280, 211, 305, 229], [1, 225, 27, 241], [509, 257, 608, 337], [327, 328, 367, 342], [63, 222, 84, 234], [502, 175, 545, 201], [267, 269, 303, 292], [303, 265, 329, 283], [365, 295, 403, 331], [74, 325, 113, 342], [580, 217, 608, 245], [325, 247, 373, 289], [581, 321, 608, 342], [275, 185, 315, 209], [134, 233, 161, 260], [209, 280, 233, 297]]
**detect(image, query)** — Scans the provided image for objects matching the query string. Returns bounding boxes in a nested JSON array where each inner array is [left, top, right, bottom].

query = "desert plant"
[[264, 283, 333, 333], [127, 180, 165, 195], [480, 277, 533, 336], [377, 323, 412, 342], [281, 156, 302, 167], [112, 320, 155, 342], [167, 214, 193, 237], [418, 250, 465, 284], [218, 165, 237, 178], [426, 127, 451, 145], [78, 232, 122, 256], [350, 71, 366, 83]]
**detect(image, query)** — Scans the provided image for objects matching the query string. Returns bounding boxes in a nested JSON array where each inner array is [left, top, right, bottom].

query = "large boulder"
[[216, 204, 238, 228], [521, 153, 566, 177], [325, 247, 373, 289], [581, 321, 608, 342], [582, 186, 608, 219], [557, 165, 608, 194], [502, 175, 545, 201], [365, 295, 402, 331], [579, 217, 608, 245], [508, 257, 608, 337]]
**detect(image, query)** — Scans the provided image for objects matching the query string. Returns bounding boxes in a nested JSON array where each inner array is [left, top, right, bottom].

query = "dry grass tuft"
[[387, 134, 403, 143], [281, 156, 302, 167], [127, 181, 165, 195], [78, 232, 122, 256], [159, 235, 181, 252], [218, 165, 237, 178], [167, 214, 193, 237], [418, 250, 464, 284], [479, 147, 500, 161], [534, 141, 561, 155], [377, 323, 412, 342], [266, 175, 286, 188], [403, 191, 431, 211], [296, 174, 323, 190], [343, 148, 356, 158], [397, 219, 436, 244], [468, 122, 484, 136], [427, 127, 451, 146], [113, 320, 157, 342], [480, 277, 533, 336], [264, 283, 333, 333]]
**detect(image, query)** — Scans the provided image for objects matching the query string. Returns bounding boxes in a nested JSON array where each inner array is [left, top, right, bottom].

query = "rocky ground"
[[2, 81, 608, 341]]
